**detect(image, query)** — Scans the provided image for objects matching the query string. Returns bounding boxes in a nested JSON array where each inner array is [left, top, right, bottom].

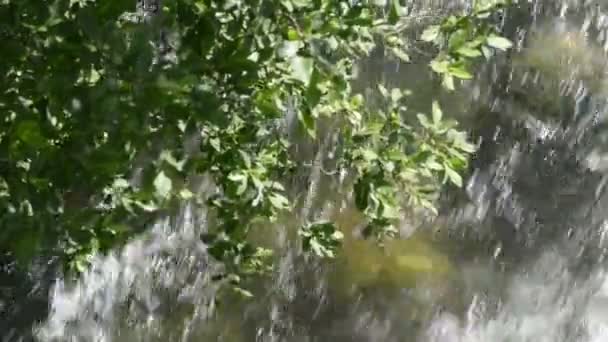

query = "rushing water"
[[5, 0, 608, 341]]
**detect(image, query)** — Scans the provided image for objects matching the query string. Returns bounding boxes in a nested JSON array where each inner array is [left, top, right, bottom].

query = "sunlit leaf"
[[444, 166, 463, 187], [486, 34, 513, 50], [448, 66, 473, 79], [268, 192, 289, 209], [481, 45, 493, 59], [421, 25, 440, 42], [442, 74, 455, 90], [290, 56, 314, 86], [430, 59, 449, 74], [456, 47, 482, 57], [278, 41, 301, 58], [154, 171, 173, 199], [179, 188, 194, 200], [360, 148, 379, 161], [417, 113, 432, 128], [209, 138, 221, 152], [391, 47, 410, 62], [233, 286, 254, 298], [432, 101, 443, 124]]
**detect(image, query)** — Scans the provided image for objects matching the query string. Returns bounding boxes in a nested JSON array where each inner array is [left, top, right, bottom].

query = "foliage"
[[421, 0, 512, 90], [0, 0, 512, 289]]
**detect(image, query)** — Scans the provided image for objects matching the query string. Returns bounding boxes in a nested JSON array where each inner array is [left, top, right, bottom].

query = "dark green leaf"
[[14, 120, 46, 148], [388, 0, 402, 24]]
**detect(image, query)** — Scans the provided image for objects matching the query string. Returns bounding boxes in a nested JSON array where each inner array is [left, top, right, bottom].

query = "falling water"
[[6, 0, 608, 341]]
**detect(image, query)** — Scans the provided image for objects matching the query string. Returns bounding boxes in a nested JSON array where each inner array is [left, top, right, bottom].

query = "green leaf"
[[429, 59, 449, 74], [391, 88, 403, 103], [250, 175, 264, 191], [309, 239, 324, 257], [297, 109, 316, 137], [232, 286, 254, 298], [432, 101, 443, 124], [290, 56, 314, 86], [378, 84, 389, 98], [14, 120, 46, 148], [160, 150, 185, 171], [486, 35, 513, 51], [426, 160, 444, 171], [179, 188, 194, 200], [286, 28, 300, 40], [305, 67, 323, 107], [360, 148, 379, 161], [447, 28, 468, 51], [332, 230, 344, 241], [154, 171, 173, 199], [228, 173, 247, 182], [280, 0, 294, 12], [209, 138, 221, 152], [278, 41, 301, 59], [236, 180, 248, 196], [290, 0, 309, 9], [381, 202, 401, 219], [448, 66, 473, 79], [388, 0, 402, 24], [239, 150, 252, 168], [458, 141, 477, 153], [268, 192, 289, 210], [135, 200, 159, 212], [481, 45, 493, 59], [228, 172, 249, 195], [417, 113, 432, 128], [456, 47, 482, 57], [444, 166, 463, 187], [88, 68, 101, 85], [442, 74, 454, 91], [299, 222, 343, 258], [421, 25, 440, 42], [391, 47, 410, 62]]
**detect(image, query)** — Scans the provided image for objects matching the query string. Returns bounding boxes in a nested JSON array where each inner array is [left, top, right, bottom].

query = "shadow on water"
[[8, 0, 608, 341], [0, 254, 57, 342]]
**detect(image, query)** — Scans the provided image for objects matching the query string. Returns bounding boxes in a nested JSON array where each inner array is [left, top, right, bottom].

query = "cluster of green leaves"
[[0, 0, 163, 270], [421, 0, 513, 90], [0, 0, 512, 290], [344, 90, 476, 241], [299, 221, 344, 258]]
